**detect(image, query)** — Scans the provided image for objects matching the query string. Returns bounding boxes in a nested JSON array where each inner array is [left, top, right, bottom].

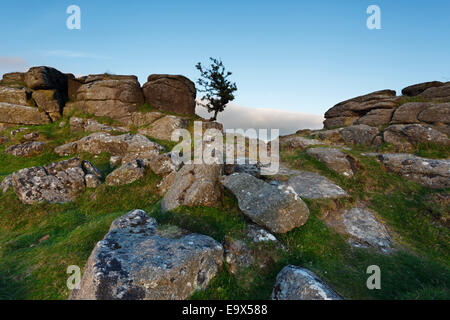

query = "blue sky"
[[1, 0, 449, 116]]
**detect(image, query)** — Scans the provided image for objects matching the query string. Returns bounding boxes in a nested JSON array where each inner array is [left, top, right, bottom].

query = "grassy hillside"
[[0, 115, 449, 300]]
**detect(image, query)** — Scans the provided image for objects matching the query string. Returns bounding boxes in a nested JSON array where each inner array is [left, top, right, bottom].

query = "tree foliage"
[[196, 57, 237, 121]]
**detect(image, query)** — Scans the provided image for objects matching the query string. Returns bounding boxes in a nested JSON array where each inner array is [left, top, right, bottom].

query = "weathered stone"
[[272, 266, 342, 300], [162, 163, 223, 212], [109, 156, 123, 168], [105, 160, 146, 186], [221, 173, 310, 233], [142, 74, 196, 115], [138, 115, 189, 141], [383, 124, 449, 151], [246, 224, 279, 243], [1, 175, 12, 193], [130, 111, 164, 127], [74, 75, 144, 124], [276, 169, 348, 199], [85, 174, 102, 188], [23, 132, 40, 141], [70, 210, 223, 300], [69, 117, 127, 133], [355, 108, 394, 127], [55, 133, 164, 161], [342, 207, 391, 252], [1, 72, 25, 85], [378, 154, 450, 188], [390, 102, 434, 124], [340, 125, 379, 146], [306, 148, 356, 177], [5, 141, 46, 157], [0, 86, 30, 105], [417, 103, 450, 124], [144, 153, 181, 177], [311, 128, 344, 144], [157, 171, 177, 196], [402, 81, 444, 97], [0, 103, 51, 125], [67, 74, 85, 100], [32, 90, 64, 120], [224, 239, 255, 275], [10, 158, 95, 204], [419, 82, 450, 101], [280, 135, 325, 149], [24, 66, 68, 92], [323, 117, 358, 129]]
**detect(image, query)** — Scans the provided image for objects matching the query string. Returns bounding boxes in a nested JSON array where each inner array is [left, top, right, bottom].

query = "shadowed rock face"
[[271, 266, 342, 300], [377, 154, 450, 188], [142, 74, 196, 116], [70, 210, 223, 300], [402, 81, 444, 97], [221, 173, 310, 234]]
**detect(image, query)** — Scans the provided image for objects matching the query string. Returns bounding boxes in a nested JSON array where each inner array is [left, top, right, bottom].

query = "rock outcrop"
[[142, 74, 196, 115], [271, 266, 342, 300], [377, 154, 450, 188], [9, 158, 101, 204], [70, 210, 223, 300], [68, 74, 144, 124], [324, 90, 398, 129], [221, 173, 310, 233], [383, 124, 449, 151], [55, 132, 164, 164]]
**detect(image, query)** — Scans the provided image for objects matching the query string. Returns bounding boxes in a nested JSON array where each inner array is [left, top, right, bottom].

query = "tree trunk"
[[209, 110, 219, 122]]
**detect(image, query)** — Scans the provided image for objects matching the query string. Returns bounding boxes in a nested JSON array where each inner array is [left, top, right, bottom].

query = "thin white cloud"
[[40, 50, 111, 60], [196, 102, 324, 137], [0, 56, 29, 72]]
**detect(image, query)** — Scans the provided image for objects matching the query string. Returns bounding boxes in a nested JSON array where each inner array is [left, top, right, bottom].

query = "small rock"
[[109, 155, 123, 168], [85, 174, 102, 188], [272, 266, 342, 300], [342, 207, 391, 252], [5, 141, 46, 157], [105, 160, 146, 186], [306, 148, 356, 177]]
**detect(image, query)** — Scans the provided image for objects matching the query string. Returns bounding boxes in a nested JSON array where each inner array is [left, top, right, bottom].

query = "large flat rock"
[[275, 168, 348, 199], [221, 173, 310, 233], [70, 210, 223, 300]]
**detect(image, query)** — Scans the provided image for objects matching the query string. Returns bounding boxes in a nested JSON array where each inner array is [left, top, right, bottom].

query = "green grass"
[[0, 120, 448, 300]]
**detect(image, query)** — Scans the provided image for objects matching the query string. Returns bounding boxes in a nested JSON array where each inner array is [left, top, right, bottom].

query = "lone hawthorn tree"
[[196, 58, 237, 121]]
